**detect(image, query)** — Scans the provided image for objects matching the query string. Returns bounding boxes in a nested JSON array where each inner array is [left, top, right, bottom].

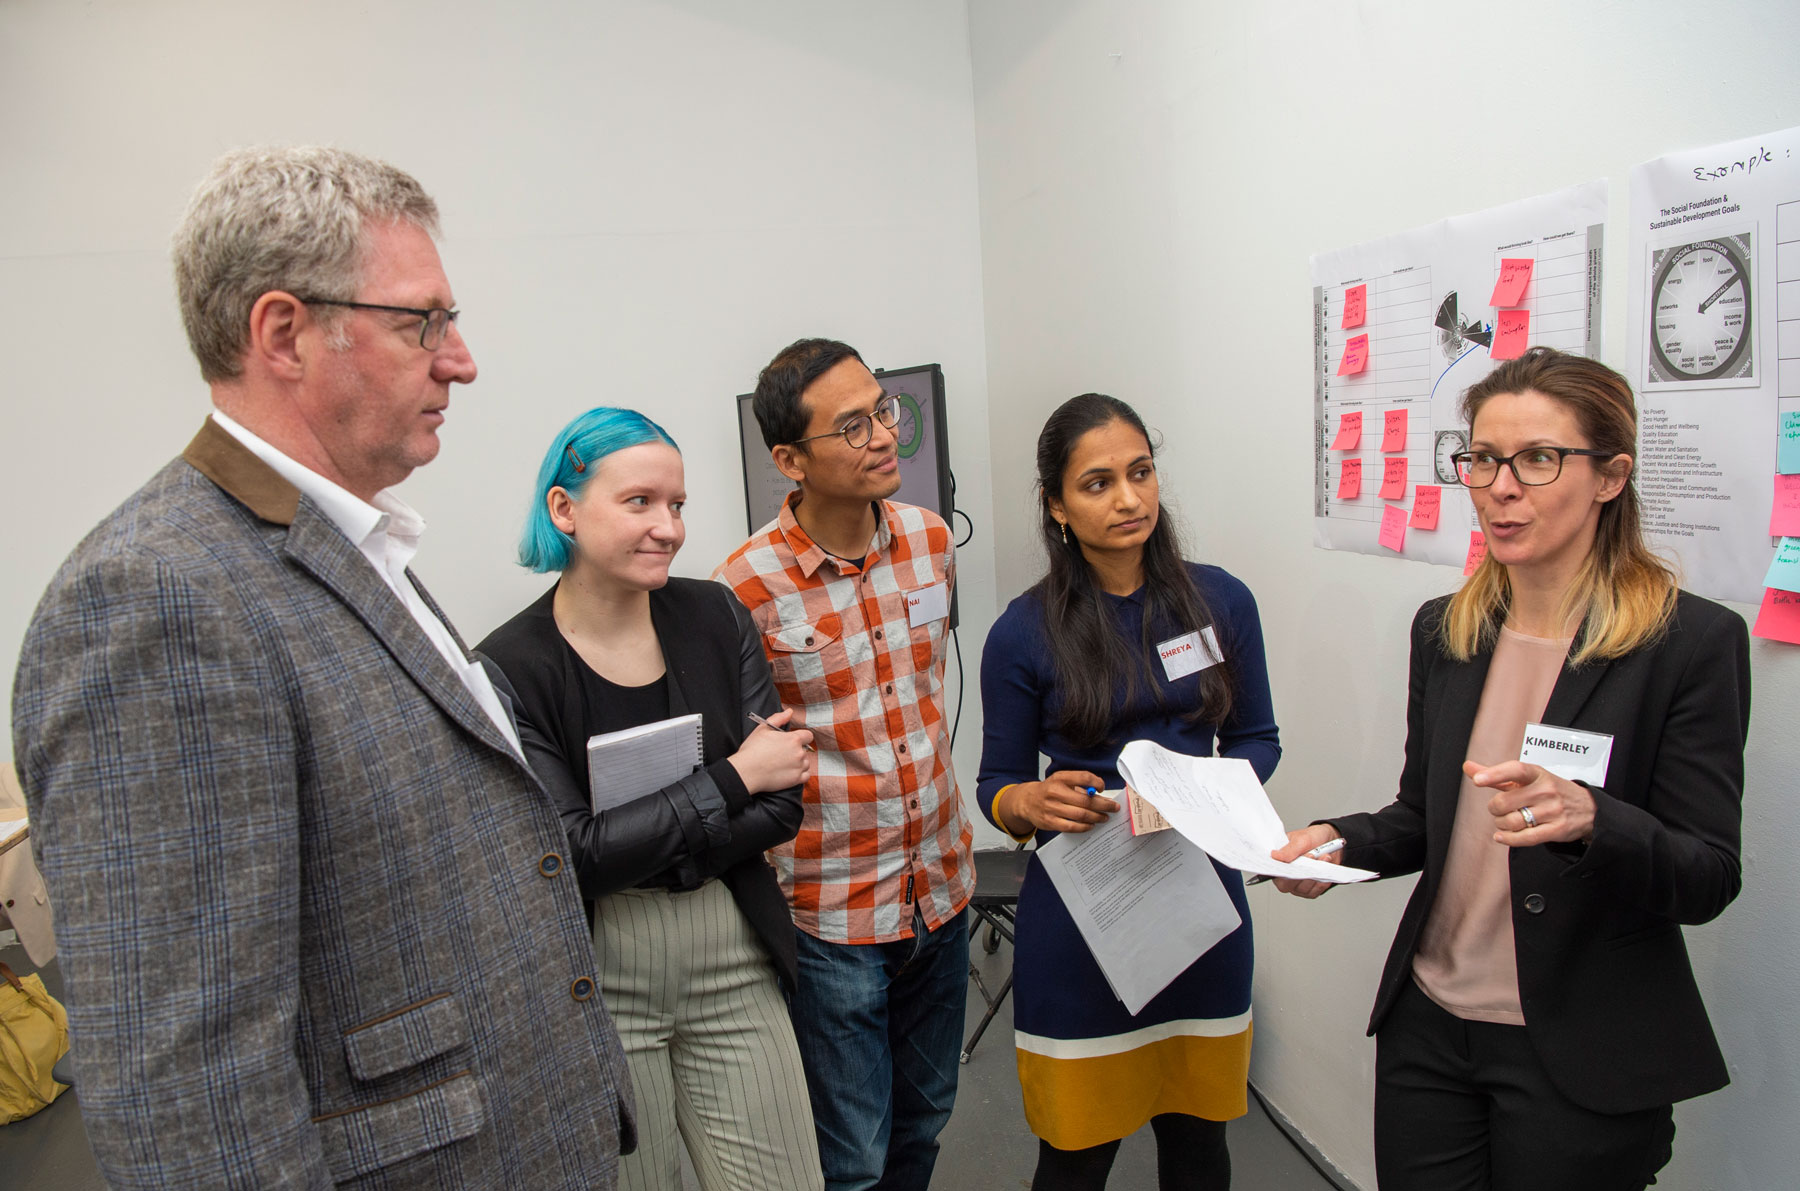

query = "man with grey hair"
[[12, 146, 633, 1187]]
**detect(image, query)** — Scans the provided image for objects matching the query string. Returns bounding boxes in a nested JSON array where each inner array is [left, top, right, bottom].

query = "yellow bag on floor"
[[0, 960, 69, 1123]]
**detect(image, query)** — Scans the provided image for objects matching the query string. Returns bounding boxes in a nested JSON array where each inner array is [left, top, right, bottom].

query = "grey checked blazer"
[[12, 420, 633, 1188]]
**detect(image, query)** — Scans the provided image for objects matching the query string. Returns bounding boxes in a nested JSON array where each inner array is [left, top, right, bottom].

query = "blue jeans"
[[791, 907, 969, 1191]]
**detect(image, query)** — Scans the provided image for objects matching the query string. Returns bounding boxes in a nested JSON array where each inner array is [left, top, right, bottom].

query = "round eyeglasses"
[[787, 393, 902, 450], [1451, 446, 1615, 488], [296, 298, 460, 350]]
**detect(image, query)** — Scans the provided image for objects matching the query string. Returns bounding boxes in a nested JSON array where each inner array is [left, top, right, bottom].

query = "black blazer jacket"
[[477, 578, 803, 991], [1331, 590, 1750, 1114]]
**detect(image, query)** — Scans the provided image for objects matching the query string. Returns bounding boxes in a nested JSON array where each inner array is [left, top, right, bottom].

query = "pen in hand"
[[748, 711, 815, 751], [1246, 837, 1345, 885]]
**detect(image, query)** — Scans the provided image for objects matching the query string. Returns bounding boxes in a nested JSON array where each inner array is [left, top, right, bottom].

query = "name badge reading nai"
[[906, 581, 950, 627], [1157, 626, 1223, 683], [1519, 722, 1614, 787]]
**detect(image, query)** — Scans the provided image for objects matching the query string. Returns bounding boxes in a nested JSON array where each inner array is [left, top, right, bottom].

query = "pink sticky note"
[[1378, 504, 1407, 552], [1410, 484, 1442, 530], [1338, 334, 1370, 375], [1462, 531, 1488, 576], [1342, 284, 1367, 329], [1753, 587, 1800, 645], [1489, 257, 1534, 307], [1330, 410, 1363, 450], [1772, 474, 1800, 538], [1379, 457, 1408, 500], [1337, 458, 1362, 500], [1383, 408, 1408, 452], [1490, 309, 1529, 360]]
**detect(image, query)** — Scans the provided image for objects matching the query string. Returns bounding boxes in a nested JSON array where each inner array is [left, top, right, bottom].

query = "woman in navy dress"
[[977, 393, 1280, 1190]]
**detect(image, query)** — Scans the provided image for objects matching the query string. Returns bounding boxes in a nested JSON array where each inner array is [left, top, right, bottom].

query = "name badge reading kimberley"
[[906, 582, 950, 627], [1156, 626, 1223, 682], [1519, 722, 1614, 787]]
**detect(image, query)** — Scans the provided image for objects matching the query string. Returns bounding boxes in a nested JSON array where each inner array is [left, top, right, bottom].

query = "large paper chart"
[[1311, 182, 1608, 565], [1626, 125, 1800, 604]]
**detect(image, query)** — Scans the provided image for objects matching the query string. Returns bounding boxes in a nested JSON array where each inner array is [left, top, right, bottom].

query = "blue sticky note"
[[1765, 537, 1800, 594], [1781, 411, 1800, 475]]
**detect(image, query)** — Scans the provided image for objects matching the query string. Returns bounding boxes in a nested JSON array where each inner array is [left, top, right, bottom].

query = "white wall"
[[0, 0, 1003, 811], [969, 2, 1800, 1187]]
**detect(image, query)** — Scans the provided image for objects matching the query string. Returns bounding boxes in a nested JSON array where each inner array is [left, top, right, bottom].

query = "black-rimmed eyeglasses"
[[787, 394, 902, 450], [1451, 446, 1615, 488], [296, 298, 460, 350]]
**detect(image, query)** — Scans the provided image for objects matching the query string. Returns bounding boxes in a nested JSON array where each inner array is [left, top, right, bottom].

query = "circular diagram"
[[1648, 235, 1752, 384], [1433, 429, 1468, 485], [891, 392, 925, 459]]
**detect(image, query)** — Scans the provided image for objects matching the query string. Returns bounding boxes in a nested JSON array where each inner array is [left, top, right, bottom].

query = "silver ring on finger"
[[1520, 806, 1538, 829]]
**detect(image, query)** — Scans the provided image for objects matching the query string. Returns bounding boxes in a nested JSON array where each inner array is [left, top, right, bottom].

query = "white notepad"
[[585, 713, 704, 812]]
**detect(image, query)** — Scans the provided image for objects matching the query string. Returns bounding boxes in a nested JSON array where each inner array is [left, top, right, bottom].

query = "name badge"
[[1519, 722, 1614, 787], [1156, 626, 1223, 682], [906, 582, 950, 627]]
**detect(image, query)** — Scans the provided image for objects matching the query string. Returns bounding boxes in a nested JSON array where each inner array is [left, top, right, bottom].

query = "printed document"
[[1118, 741, 1377, 885], [1037, 806, 1241, 1015]]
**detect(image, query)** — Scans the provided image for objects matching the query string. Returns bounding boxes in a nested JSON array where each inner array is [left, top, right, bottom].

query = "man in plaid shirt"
[[715, 338, 974, 1191]]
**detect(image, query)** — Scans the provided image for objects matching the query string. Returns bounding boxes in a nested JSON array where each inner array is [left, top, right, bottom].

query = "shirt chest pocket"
[[764, 612, 854, 696]]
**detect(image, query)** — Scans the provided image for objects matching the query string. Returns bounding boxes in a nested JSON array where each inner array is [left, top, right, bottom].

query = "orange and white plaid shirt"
[[714, 492, 974, 944]]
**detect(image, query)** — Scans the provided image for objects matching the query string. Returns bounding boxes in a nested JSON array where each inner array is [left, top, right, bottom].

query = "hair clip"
[[565, 443, 585, 473]]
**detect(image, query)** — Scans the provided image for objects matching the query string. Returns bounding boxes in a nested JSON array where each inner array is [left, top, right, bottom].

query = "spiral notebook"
[[585, 713, 704, 812]]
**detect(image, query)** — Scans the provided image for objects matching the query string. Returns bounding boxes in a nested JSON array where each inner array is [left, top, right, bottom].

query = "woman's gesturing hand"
[[998, 770, 1119, 835], [728, 708, 815, 795], [1465, 759, 1596, 846], [1268, 824, 1343, 899]]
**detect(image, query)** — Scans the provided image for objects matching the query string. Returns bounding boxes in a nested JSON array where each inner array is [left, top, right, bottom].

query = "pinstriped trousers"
[[595, 880, 823, 1191]]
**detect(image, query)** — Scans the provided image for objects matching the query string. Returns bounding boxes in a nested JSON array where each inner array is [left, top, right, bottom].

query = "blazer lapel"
[[1539, 655, 1613, 730], [1426, 645, 1495, 862]]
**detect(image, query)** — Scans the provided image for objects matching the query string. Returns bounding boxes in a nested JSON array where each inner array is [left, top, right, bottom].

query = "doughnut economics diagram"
[[1647, 233, 1754, 385]]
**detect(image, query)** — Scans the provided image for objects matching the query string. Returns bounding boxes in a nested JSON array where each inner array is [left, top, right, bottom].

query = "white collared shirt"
[[210, 410, 522, 756]]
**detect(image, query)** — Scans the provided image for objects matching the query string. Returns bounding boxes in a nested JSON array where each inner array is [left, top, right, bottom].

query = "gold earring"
[[1059, 522, 1068, 544]]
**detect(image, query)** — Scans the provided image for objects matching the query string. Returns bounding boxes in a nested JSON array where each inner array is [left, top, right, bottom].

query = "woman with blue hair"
[[477, 408, 823, 1191]]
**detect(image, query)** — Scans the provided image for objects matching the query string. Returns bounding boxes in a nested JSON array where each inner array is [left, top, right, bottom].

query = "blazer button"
[[538, 853, 563, 878], [570, 976, 596, 1002], [1523, 893, 1546, 915]]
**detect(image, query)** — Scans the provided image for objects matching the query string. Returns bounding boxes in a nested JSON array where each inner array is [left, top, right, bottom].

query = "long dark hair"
[[1032, 394, 1233, 748]]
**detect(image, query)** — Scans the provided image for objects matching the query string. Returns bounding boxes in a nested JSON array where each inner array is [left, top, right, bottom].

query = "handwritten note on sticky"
[[1379, 457, 1408, 500], [1338, 334, 1370, 376], [1764, 537, 1800, 594], [1378, 504, 1407, 552], [1337, 459, 1362, 500], [1342, 284, 1367, 329], [1383, 408, 1407, 452], [1753, 587, 1800, 645], [1781, 410, 1800, 475], [1489, 257, 1534, 307], [1462, 531, 1487, 576], [1490, 309, 1529, 360], [1331, 410, 1363, 450], [1773, 474, 1800, 537], [1410, 484, 1442, 529]]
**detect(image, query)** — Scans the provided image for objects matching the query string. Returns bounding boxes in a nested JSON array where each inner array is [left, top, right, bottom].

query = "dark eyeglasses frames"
[[296, 298, 459, 350], [1452, 446, 1615, 489]]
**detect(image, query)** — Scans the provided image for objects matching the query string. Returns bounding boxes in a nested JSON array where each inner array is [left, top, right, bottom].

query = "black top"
[[584, 671, 670, 739], [475, 577, 804, 989], [1329, 589, 1749, 1114]]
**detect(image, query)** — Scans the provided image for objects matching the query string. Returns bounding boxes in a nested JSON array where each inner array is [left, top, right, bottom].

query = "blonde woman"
[[1274, 348, 1750, 1191]]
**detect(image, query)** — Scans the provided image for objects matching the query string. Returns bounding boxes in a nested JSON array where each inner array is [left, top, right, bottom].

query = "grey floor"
[[0, 935, 1344, 1190]]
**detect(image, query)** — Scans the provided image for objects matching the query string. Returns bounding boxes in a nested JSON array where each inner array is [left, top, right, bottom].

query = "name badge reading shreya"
[[1157, 626, 1223, 682], [1519, 722, 1614, 787]]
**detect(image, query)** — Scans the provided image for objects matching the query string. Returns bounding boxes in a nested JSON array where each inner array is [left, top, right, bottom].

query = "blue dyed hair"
[[518, 407, 680, 573]]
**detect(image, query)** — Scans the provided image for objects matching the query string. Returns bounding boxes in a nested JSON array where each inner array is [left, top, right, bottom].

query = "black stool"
[[961, 844, 1032, 1063]]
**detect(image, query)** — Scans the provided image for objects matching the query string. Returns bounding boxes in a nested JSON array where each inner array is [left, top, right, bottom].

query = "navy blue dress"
[[975, 563, 1281, 1150]]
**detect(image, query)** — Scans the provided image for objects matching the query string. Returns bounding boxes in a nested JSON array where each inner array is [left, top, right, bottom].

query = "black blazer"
[[1331, 590, 1750, 1114], [477, 578, 803, 991]]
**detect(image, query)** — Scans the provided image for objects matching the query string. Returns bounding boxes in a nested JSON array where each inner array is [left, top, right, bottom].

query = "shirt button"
[[570, 976, 596, 1002], [1523, 893, 1546, 915], [875, 629, 883, 640], [910, 799, 918, 809], [805, 636, 815, 646], [898, 743, 907, 754], [885, 684, 893, 694], [538, 853, 563, 878]]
